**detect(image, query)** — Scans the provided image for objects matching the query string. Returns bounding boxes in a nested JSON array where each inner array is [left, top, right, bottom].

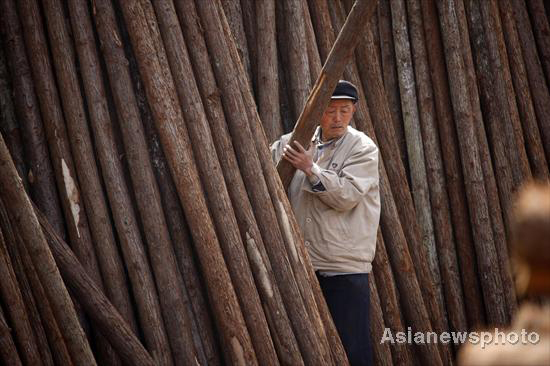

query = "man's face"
[[320, 99, 356, 141]]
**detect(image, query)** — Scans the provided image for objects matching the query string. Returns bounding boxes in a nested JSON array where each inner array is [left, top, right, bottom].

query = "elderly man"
[[271, 80, 380, 365]]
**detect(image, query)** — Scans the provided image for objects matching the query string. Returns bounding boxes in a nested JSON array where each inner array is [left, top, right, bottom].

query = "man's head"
[[320, 80, 358, 141]]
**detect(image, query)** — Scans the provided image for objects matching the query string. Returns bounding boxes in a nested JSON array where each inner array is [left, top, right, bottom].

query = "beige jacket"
[[271, 126, 380, 273]]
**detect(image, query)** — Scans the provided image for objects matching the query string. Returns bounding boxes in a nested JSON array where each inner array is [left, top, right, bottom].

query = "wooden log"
[[41, 0, 134, 362], [0, 0, 66, 238], [96, 2, 217, 363], [407, 0, 468, 338], [35, 207, 156, 366], [0, 132, 96, 365], [369, 272, 393, 366], [0, 303, 22, 366], [465, 0, 518, 320], [511, 0, 550, 163], [138, 88, 219, 366], [0, 216, 43, 366], [0, 203, 56, 366], [225, 15, 346, 362], [436, 0, 507, 326], [65, 0, 139, 343], [276, 0, 378, 189], [256, 0, 283, 142], [421, 0, 486, 328], [240, 0, 259, 92], [378, 0, 408, 172], [281, 0, 312, 120], [457, 0, 516, 321], [0, 210, 74, 366], [390, 2, 452, 362], [307, 0, 335, 63], [499, 0, 549, 180], [372, 231, 414, 365], [194, 0, 332, 363], [175, 1, 303, 363], [95, 1, 200, 363], [488, 0, 531, 183], [147, 1, 277, 364], [527, 0, 550, 89], [0, 43, 28, 192], [302, 0, 323, 91], [477, 0, 531, 187], [220, 0, 253, 89], [117, 1, 257, 364], [17, 0, 98, 339]]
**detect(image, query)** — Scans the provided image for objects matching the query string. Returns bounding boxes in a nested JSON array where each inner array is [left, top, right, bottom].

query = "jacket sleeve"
[[305, 140, 379, 212]]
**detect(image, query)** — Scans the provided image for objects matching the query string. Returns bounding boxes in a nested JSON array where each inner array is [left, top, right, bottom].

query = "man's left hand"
[[282, 141, 314, 176]]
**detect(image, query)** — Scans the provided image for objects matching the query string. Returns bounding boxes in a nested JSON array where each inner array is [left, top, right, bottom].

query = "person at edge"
[[271, 80, 381, 366]]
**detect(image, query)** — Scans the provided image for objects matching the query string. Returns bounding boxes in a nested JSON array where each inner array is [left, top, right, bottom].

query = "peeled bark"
[[0, 132, 96, 366]]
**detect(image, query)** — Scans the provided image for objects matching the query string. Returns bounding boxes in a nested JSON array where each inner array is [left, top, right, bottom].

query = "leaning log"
[[117, 1, 257, 364], [0, 304, 22, 366], [0, 131, 96, 366], [276, 0, 378, 189]]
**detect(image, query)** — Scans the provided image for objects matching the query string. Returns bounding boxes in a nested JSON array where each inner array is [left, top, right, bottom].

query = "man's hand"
[[282, 141, 314, 176]]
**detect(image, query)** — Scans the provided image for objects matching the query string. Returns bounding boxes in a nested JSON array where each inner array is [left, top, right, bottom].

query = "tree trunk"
[[0, 221, 44, 366], [0, 304, 22, 366], [0, 133, 96, 366], [0, 0, 66, 238], [256, 0, 283, 142], [35, 207, 156, 366], [150, 1, 277, 363], [407, 0, 468, 339], [499, 0, 549, 180], [118, 1, 257, 364], [436, 0, 507, 326], [369, 276, 393, 366], [511, 0, 550, 162]]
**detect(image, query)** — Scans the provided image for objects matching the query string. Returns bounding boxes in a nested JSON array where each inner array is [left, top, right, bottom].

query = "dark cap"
[[331, 80, 358, 102]]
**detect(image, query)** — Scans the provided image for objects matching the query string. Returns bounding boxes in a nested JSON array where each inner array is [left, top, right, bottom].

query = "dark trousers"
[[317, 272, 372, 366]]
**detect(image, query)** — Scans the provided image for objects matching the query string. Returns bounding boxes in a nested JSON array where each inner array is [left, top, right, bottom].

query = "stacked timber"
[[0, 0, 549, 365]]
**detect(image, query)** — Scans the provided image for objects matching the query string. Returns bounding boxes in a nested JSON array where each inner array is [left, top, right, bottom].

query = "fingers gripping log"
[[276, 0, 378, 189]]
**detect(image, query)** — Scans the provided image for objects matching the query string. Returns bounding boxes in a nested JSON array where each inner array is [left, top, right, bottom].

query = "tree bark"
[[499, 0, 549, 180], [0, 0, 66, 238], [0, 219, 44, 366], [0, 304, 22, 366], [378, 0, 408, 172], [391, 2, 451, 362], [0, 132, 96, 365], [118, 1, 257, 364], [35, 207, 156, 366], [527, 0, 550, 90], [457, 0, 516, 321], [372, 231, 414, 365], [150, 1, 277, 363], [256, 0, 283, 142], [407, 0, 468, 339], [369, 275, 393, 366], [436, 0, 507, 326], [511, 0, 550, 163], [176, 1, 303, 363], [276, 0, 378, 189], [421, 0, 486, 328], [66, 0, 139, 342]]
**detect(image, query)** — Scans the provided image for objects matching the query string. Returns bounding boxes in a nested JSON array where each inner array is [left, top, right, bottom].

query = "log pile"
[[0, 0, 549, 365]]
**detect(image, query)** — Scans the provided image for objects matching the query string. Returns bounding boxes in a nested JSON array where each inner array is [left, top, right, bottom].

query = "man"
[[271, 80, 380, 365]]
